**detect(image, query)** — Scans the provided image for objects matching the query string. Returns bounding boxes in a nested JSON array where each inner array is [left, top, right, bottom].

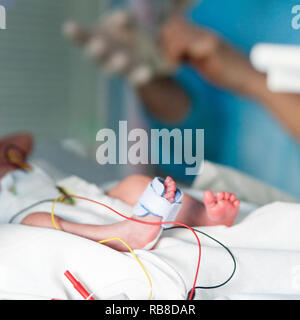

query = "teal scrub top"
[[146, 0, 300, 198]]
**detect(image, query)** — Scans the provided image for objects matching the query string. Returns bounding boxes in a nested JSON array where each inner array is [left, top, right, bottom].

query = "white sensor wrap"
[[133, 177, 183, 229]]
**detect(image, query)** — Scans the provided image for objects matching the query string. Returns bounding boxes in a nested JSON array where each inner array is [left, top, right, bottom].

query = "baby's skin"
[[164, 176, 240, 227], [21, 175, 239, 251], [0, 133, 240, 252]]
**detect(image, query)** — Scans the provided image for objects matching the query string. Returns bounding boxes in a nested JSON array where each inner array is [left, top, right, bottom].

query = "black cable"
[[164, 226, 237, 300], [11, 199, 237, 300], [8, 190, 72, 223], [8, 199, 55, 223]]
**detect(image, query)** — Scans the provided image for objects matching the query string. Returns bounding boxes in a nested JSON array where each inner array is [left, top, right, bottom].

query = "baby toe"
[[224, 192, 230, 200], [203, 190, 216, 207], [168, 183, 176, 192], [165, 176, 172, 183], [216, 192, 224, 201], [165, 190, 175, 197], [233, 200, 240, 208], [230, 194, 237, 202]]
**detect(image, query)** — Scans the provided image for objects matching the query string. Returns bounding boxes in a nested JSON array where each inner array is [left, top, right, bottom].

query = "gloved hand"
[[63, 10, 173, 86]]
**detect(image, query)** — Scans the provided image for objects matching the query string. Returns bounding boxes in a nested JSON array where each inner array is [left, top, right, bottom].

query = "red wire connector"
[[64, 270, 95, 300]]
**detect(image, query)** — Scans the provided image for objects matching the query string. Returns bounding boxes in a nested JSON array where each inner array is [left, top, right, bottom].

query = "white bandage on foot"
[[133, 177, 183, 229]]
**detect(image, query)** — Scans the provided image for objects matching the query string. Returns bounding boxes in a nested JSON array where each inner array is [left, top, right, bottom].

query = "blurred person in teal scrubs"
[[136, 0, 300, 198]]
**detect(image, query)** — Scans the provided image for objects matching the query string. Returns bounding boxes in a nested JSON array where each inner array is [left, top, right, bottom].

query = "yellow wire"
[[51, 196, 65, 231], [98, 238, 153, 300], [51, 196, 153, 300]]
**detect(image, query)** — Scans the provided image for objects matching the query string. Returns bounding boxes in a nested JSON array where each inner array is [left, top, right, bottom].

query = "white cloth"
[[0, 166, 60, 224], [0, 169, 299, 299], [0, 165, 133, 225], [192, 161, 297, 206]]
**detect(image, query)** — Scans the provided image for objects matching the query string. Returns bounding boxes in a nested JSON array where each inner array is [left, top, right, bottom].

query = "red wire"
[[68, 194, 201, 301], [64, 270, 95, 300]]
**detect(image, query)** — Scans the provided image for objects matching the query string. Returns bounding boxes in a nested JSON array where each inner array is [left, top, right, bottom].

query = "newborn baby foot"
[[111, 176, 177, 251], [163, 176, 176, 203], [203, 191, 240, 227]]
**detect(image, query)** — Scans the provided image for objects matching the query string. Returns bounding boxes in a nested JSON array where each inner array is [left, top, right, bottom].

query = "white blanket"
[[1, 198, 300, 300], [192, 161, 298, 206]]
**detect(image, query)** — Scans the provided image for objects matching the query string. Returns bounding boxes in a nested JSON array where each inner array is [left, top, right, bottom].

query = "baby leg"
[[108, 175, 240, 227], [21, 178, 179, 251], [161, 177, 239, 227], [107, 175, 153, 206], [107, 175, 206, 226], [21, 211, 161, 251]]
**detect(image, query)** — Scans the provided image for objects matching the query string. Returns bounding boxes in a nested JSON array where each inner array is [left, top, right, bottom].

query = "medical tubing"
[[166, 226, 237, 299], [11, 195, 236, 299], [98, 237, 153, 300], [51, 194, 201, 301], [64, 270, 95, 300], [9, 199, 54, 223], [51, 196, 153, 300]]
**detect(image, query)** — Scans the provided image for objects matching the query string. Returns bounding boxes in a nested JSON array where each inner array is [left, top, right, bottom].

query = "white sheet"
[[192, 161, 297, 206], [1, 198, 300, 300]]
